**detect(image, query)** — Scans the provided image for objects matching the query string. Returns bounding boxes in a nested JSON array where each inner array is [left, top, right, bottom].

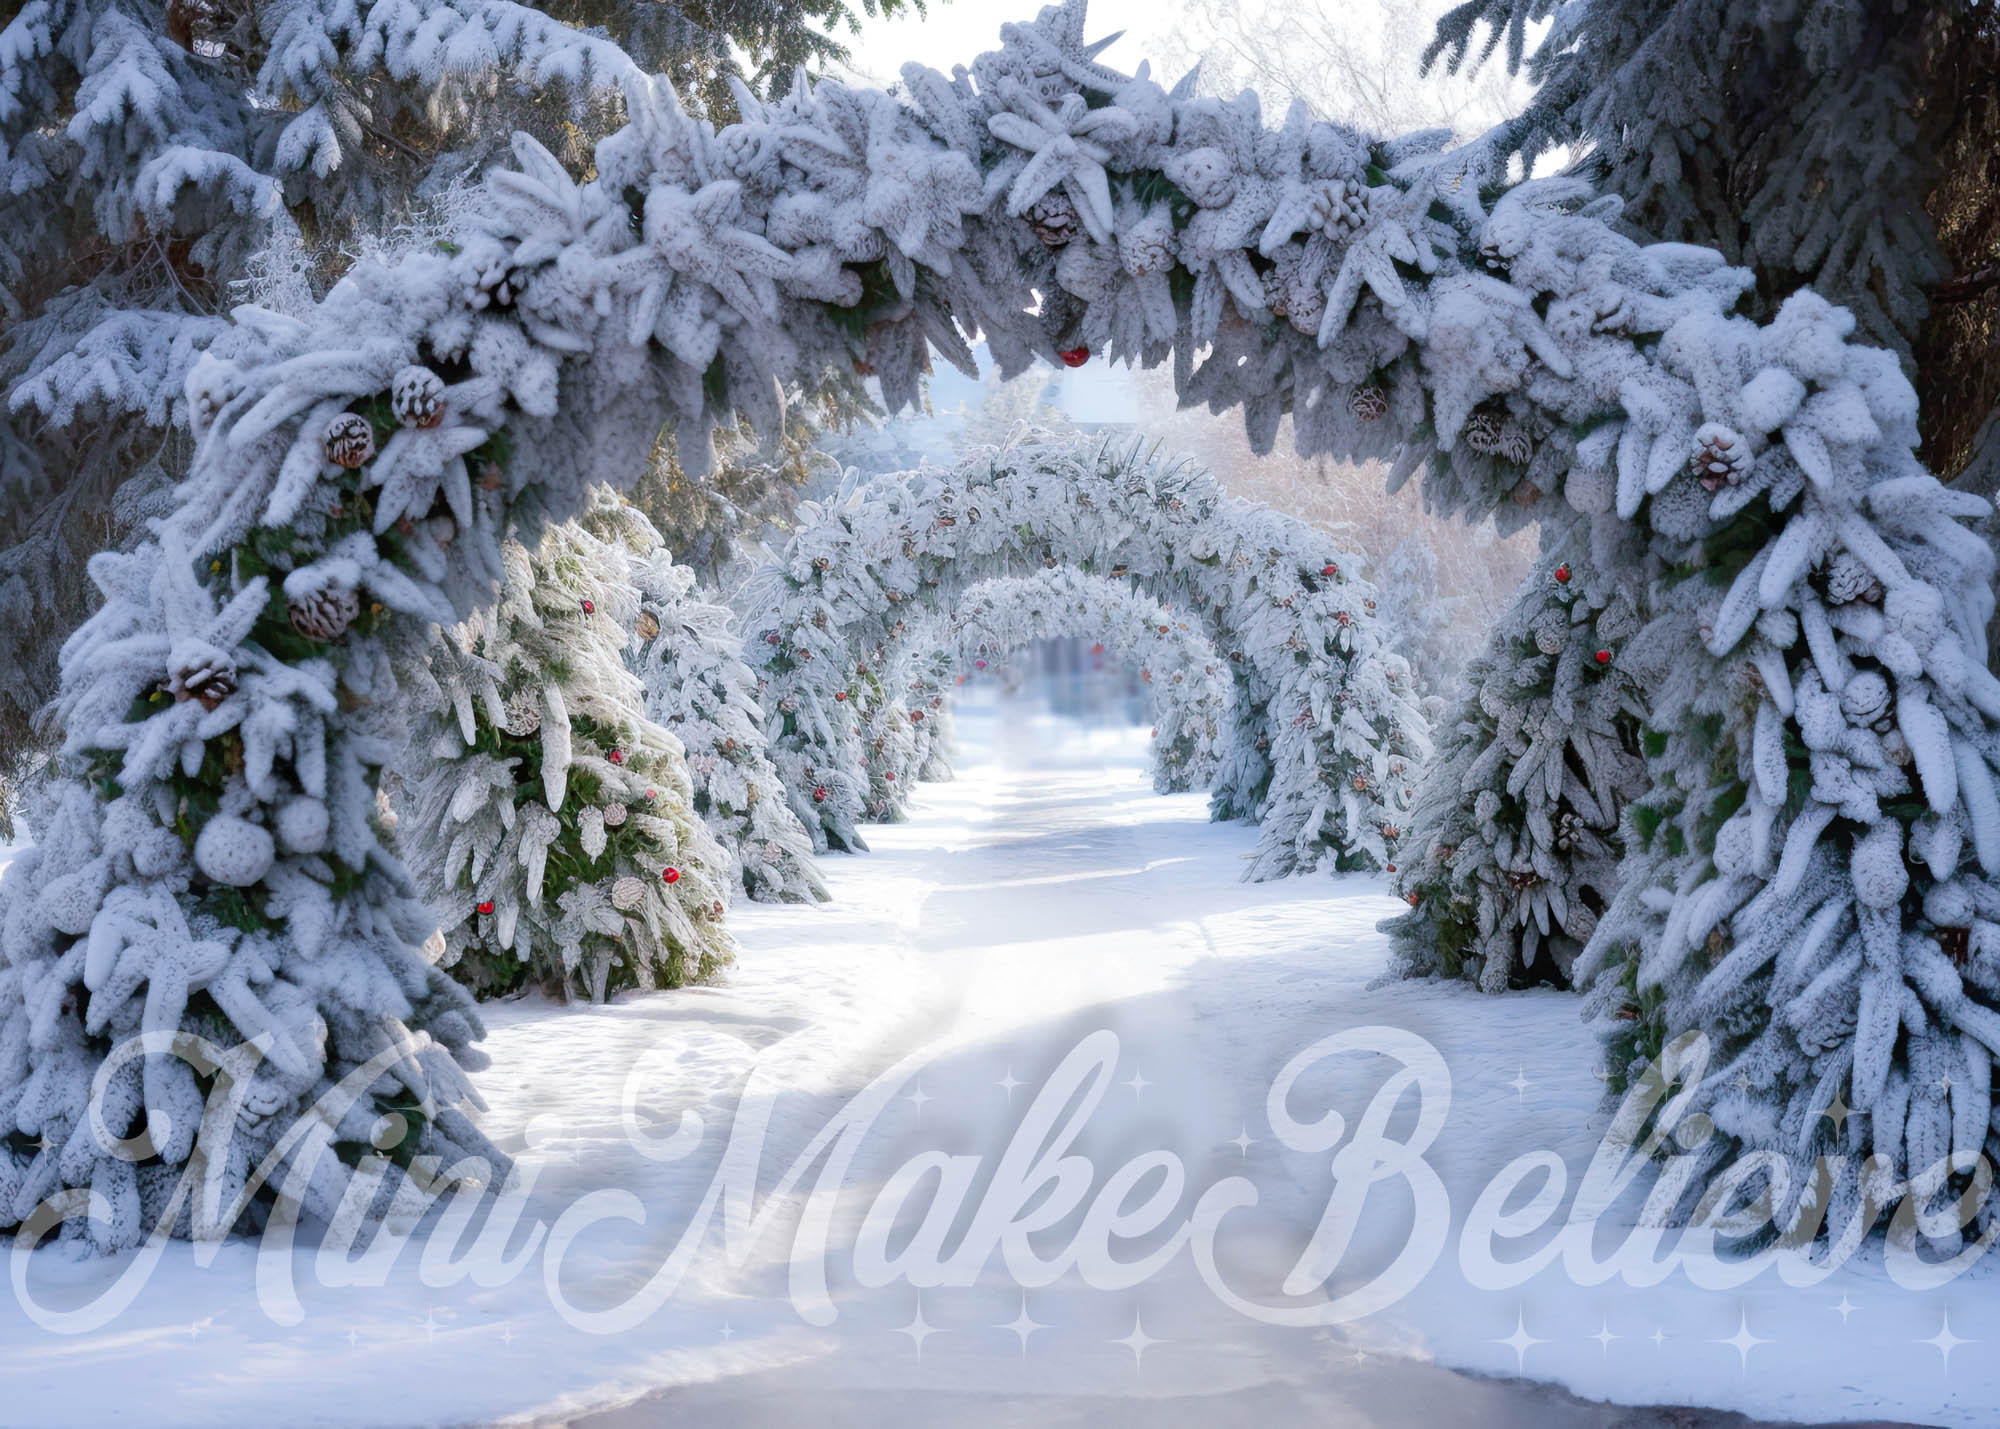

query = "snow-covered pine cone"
[[1118, 205, 1176, 277], [1027, 189, 1081, 247], [1348, 385, 1389, 422], [168, 658, 236, 711], [1821, 549, 1885, 605], [288, 583, 361, 641], [322, 413, 376, 468], [1306, 177, 1367, 239], [714, 122, 779, 186], [1554, 810, 1583, 852], [1461, 407, 1534, 465], [611, 877, 647, 911], [502, 691, 542, 736], [1688, 423, 1753, 490], [1532, 608, 1569, 655], [391, 365, 447, 429]]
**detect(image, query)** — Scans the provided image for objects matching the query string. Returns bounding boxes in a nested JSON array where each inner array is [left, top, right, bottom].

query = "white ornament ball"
[[274, 796, 331, 854], [194, 815, 276, 888], [37, 871, 102, 936]]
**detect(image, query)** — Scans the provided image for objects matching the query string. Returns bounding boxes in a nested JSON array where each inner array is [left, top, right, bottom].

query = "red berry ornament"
[[1058, 346, 1089, 368], [608, 748, 623, 764], [975, 659, 988, 669], [1091, 643, 1105, 655], [766, 632, 780, 644], [910, 710, 924, 723], [884, 771, 895, 782], [1595, 649, 1612, 664], [1554, 564, 1571, 584], [1321, 564, 1338, 577], [1407, 892, 1421, 906], [813, 786, 828, 802], [662, 866, 680, 884], [1386, 864, 1397, 873], [644, 788, 657, 801], [834, 690, 847, 702], [582, 599, 595, 614], [477, 900, 495, 915]]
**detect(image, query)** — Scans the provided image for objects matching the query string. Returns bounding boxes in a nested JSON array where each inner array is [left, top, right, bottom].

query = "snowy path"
[[0, 695, 1987, 1427]]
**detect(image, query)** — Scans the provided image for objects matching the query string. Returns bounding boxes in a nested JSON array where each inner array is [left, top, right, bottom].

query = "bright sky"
[[833, 0, 1534, 137], [836, 0, 1189, 89]]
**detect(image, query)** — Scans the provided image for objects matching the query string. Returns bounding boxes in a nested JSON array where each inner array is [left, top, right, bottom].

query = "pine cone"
[[322, 413, 376, 468], [1688, 423, 1752, 490], [288, 584, 360, 641], [603, 803, 628, 828], [1306, 177, 1367, 239], [611, 877, 647, 911], [1348, 386, 1389, 423], [636, 609, 661, 642], [1554, 811, 1583, 852], [1461, 407, 1534, 465], [1026, 189, 1081, 247], [1117, 206, 1176, 277], [391, 365, 447, 429], [1821, 550, 1884, 606], [502, 691, 542, 736], [169, 658, 236, 711]]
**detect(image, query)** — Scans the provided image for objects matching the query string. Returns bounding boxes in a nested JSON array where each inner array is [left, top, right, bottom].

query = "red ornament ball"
[[662, 866, 680, 884], [1091, 643, 1105, 655], [1554, 564, 1571, 584], [1385, 864, 1397, 873], [910, 710, 924, 723], [1407, 892, 1421, 906], [834, 690, 848, 702], [582, 599, 595, 614], [1321, 564, 1339, 577], [813, 786, 829, 802], [766, 632, 781, 644], [644, 788, 657, 801], [1595, 649, 1612, 664], [608, 748, 624, 764], [1058, 346, 1089, 368], [975, 659, 988, 669], [884, 771, 896, 782], [477, 900, 495, 915]]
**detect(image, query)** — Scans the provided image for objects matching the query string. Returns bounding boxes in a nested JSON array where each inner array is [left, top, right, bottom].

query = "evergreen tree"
[[626, 536, 830, 904], [0, 0, 924, 776], [1386, 544, 1648, 989], [396, 510, 735, 1001]]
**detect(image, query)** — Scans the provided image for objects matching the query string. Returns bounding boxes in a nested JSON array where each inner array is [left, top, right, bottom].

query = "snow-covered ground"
[[1, 693, 1988, 1426]]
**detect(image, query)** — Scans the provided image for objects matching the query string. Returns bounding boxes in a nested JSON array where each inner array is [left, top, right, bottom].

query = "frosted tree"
[[7, 0, 1999, 1253], [0, 0, 927, 777], [626, 539, 829, 903], [396, 510, 735, 1001], [1385, 544, 1647, 990]]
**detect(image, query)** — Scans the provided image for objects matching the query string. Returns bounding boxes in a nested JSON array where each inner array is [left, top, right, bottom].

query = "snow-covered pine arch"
[[7, 0, 1999, 1247], [741, 436, 1428, 876], [937, 569, 1227, 789]]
